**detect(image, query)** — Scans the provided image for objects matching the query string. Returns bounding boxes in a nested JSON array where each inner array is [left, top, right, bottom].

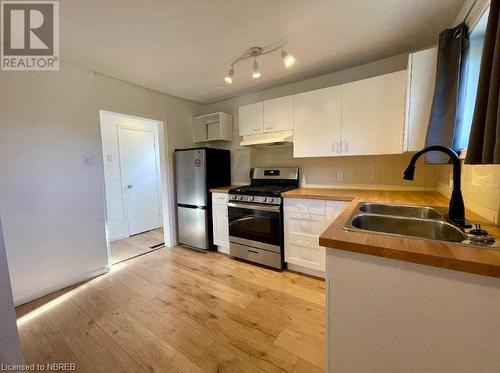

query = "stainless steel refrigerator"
[[175, 148, 231, 250]]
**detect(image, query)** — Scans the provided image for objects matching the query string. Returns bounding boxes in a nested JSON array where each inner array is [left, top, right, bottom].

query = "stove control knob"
[[248, 196, 254, 202], [262, 197, 268, 203], [268, 198, 274, 204], [237, 196, 242, 201], [231, 195, 236, 200]]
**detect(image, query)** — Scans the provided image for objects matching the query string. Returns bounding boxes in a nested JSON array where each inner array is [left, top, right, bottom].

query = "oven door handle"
[[228, 202, 281, 212]]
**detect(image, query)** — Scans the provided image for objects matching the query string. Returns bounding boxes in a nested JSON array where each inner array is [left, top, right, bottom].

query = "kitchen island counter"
[[315, 189, 500, 373]]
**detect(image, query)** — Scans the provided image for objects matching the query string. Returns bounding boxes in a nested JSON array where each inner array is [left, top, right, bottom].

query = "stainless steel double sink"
[[343, 202, 498, 247]]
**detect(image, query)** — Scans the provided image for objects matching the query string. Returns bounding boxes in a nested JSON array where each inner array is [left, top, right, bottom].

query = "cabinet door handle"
[[332, 141, 340, 154], [298, 240, 310, 247], [265, 125, 274, 130], [253, 128, 261, 132], [341, 141, 348, 154]]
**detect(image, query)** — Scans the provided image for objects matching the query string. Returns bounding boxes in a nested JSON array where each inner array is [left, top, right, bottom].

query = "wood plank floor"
[[16, 247, 325, 372], [110, 228, 164, 264]]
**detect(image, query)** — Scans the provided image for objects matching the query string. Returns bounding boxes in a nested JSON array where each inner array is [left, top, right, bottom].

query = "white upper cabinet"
[[193, 112, 233, 143], [238, 102, 263, 136], [263, 96, 294, 133], [293, 86, 342, 158], [405, 47, 438, 151], [341, 70, 407, 156]]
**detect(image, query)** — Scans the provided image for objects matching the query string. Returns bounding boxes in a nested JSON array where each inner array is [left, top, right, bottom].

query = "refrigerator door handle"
[[177, 203, 207, 210]]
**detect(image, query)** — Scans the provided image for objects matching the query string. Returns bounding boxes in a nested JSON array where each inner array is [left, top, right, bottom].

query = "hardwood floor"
[[110, 228, 164, 264], [16, 247, 325, 372]]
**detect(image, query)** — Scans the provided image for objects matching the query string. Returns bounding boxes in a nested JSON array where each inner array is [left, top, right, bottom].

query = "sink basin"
[[359, 203, 442, 219], [348, 214, 466, 242]]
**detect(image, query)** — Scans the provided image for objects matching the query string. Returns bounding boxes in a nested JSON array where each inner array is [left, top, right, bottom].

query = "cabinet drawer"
[[284, 198, 326, 215], [285, 212, 326, 236], [212, 192, 228, 205], [287, 232, 320, 247], [285, 237, 325, 271]]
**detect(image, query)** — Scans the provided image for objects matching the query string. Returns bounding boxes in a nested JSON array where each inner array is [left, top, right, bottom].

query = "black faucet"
[[403, 145, 466, 227]]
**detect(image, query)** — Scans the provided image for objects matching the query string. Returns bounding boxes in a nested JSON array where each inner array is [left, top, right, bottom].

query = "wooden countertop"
[[210, 185, 239, 193], [288, 188, 500, 278]]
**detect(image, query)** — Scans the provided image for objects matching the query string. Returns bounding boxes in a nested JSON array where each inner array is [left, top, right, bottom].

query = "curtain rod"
[[463, 0, 480, 24], [461, 0, 490, 27]]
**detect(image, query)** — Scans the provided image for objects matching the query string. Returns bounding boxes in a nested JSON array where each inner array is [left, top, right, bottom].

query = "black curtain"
[[425, 22, 469, 163], [465, 0, 500, 164]]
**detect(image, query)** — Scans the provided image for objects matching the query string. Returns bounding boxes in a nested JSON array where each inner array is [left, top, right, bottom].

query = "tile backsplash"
[[229, 145, 499, 225], [437, 164, 500, 225], [251, 146, 440, 190]]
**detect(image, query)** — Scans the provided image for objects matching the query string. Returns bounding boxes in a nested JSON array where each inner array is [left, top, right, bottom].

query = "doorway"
[[99, 111, 175, 264]]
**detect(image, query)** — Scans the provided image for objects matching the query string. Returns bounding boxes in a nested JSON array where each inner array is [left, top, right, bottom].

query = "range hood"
[[240, 130, 293, 147]]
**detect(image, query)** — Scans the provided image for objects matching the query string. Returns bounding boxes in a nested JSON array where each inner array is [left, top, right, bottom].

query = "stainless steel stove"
[[227, 167, 299, 269]]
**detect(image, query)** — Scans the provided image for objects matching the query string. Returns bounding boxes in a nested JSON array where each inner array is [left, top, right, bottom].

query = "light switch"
[[83, 153, 93, 166], [336, 171, 344, 182], [106, 154, 113, 162]]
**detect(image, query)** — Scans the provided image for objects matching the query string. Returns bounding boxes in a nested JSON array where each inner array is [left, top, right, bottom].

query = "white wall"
[[100, 112, 162, 241], [0, 62, 200, 305], [0, 218, 23, 367]]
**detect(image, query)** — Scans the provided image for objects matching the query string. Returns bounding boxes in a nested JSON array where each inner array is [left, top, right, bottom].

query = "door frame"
[[117, 125, 162, 236], [99, 110, 177, 265]]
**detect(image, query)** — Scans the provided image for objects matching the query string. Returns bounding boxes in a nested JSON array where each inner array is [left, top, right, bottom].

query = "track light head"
[[281, 49, 295, 68], [224, 43, 293, 81], [252, 59, 261, 78], [224, 66, 234, 84]]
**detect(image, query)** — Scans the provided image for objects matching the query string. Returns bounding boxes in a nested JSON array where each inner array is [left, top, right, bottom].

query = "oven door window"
[[228, 206, 281, 247]]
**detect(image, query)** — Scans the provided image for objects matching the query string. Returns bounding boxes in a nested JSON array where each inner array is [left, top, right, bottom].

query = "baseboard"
[[216, 245, 230, 255], [287, 263, 325, 279], [14, 266, 110, 306], [110, 234, 128, 242]]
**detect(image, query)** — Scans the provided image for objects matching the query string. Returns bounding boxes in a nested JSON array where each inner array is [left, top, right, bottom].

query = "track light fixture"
[[252, 58, 261, 79], [224, 43, 295, 84], [224, 66, 234, 84], [281, 49, 295, 68]]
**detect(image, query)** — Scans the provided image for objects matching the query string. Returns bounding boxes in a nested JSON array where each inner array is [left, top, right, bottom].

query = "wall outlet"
[[336, 171, 344, 182]]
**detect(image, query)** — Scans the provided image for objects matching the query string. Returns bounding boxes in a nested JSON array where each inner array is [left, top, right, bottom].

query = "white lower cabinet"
[[212, 192, 229, 254], [284, 198, 348, 277]]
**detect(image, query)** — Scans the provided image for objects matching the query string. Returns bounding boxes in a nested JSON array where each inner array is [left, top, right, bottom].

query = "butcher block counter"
[[284, 188, 500, 278], [209, 185, 239, 193]]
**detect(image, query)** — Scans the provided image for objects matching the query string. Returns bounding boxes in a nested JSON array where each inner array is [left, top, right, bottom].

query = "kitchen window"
[[458, 7, 489, 155]]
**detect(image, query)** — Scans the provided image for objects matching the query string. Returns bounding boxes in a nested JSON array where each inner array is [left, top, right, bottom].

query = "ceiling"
[[60, 0, 464, 104]]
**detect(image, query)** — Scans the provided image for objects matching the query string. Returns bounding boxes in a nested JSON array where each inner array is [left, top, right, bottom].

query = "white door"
[[293, 86, 342, 157], [263, 96, 294, 133], [239, 102, 264, 136], [118, 127, 161, 236], [340, 71, 407, 156]]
